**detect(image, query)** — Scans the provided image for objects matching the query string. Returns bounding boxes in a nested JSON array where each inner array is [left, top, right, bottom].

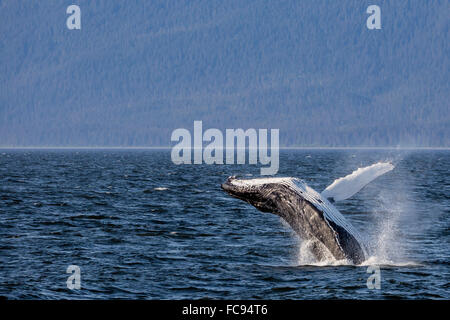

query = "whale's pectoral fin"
[[321, 162, 394, 202]]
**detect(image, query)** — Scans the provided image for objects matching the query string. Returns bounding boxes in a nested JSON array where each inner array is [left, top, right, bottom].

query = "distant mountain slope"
[[0, 0, 448, 147]]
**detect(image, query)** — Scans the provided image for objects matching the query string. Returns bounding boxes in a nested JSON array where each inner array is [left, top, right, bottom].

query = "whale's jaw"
[[221, 176, 249, 200], [222, 176, 367, 265]]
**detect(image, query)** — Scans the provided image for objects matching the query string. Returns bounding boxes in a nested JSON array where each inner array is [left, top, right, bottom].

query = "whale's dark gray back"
[[221, 177, 367, 264]]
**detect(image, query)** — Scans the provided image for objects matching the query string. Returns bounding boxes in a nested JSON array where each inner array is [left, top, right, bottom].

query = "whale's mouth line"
[[221, 179, 239, 197], [221, 176, 245, 198], [221, 180, 258, 202], [221, 177, 275, 213]]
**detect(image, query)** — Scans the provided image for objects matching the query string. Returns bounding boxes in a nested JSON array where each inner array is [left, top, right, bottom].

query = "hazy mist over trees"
[[0, 0, 448, 147]]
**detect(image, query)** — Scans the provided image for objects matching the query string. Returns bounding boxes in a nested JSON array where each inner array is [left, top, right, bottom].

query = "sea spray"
[[295, 158, 418, 266], [367, 188, 410, 265], [296, 239, 352, 266]]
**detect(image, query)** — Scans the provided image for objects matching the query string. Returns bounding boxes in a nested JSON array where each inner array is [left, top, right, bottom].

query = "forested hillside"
[[0, 0, 448, 147]]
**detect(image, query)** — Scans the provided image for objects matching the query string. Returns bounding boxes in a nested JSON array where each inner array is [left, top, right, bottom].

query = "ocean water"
[[0, 149, 448, 299]]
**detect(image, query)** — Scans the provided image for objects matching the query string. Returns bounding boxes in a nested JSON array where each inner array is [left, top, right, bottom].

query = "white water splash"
[[296, 239, 352, 266], [295, 182, 421, 267], [288, 157, 421, 267]]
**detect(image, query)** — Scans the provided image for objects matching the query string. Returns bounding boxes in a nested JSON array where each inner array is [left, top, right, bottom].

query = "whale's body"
[[222, 177, 368, 264]]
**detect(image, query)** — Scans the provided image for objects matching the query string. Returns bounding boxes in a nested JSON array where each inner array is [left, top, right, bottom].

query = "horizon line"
[[0, 146, 449, 150]]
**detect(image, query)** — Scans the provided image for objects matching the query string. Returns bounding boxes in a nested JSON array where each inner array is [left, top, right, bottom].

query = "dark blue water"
[[0, 149, 448, 299]]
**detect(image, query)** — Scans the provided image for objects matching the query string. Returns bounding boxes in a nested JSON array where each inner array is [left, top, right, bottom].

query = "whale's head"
[[221, 176, 297, 213]]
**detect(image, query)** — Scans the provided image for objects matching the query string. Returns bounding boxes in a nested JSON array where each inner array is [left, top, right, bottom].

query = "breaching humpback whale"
[[221, 162, 394, 264]]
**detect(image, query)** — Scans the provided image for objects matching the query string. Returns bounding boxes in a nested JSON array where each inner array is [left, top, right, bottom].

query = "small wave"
[[154, 187, 168, 191], [295, 240, 421, 267], [359, 256, 422, 267], [296, 258, 421, 268], [296, 255, 422, 268], [297, 259, 353, 267]]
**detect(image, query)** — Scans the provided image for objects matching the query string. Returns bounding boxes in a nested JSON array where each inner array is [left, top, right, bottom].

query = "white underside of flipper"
[[321, 162, 394, 202]]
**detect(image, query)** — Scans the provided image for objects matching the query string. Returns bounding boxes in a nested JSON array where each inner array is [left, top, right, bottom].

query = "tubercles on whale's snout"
[[221, 176, 237, 192]]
